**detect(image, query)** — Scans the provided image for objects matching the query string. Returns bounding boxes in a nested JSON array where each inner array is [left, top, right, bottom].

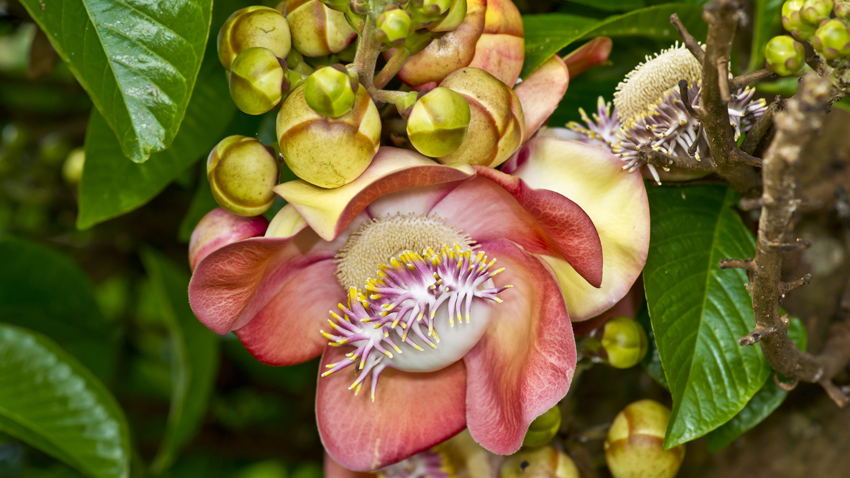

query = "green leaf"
[[644, 184, 768, 449], [636, 301, 669, 390], [521, 3, 708, 78], [748, 0, 784, 72], [705, 317, 807, 451], [0, 324, 130, 478], [19, 0, 213, 163], [141, 249, 220, 473], [78, 63, 236, 229], [0, 237, 117, 381]]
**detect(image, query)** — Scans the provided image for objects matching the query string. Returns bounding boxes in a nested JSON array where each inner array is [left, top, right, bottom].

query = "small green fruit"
[[765, 35, 806, 76], [522, 405, 562, 448], [304, 66, 357, 118], [783, 0, 818, 41], [207, 136, 279, 216], [500, 447, 578, 478], [229, 47, 286, 115], [599, 316, 648, 369], [319, 0, 350, 12], [836, 1, 850, 19], [407, 0, 452, 29], [218, 6, 292, 71], [604, 400, 685, 478], [281, 0, 357, 57], [407, 87, 471, 157], [813, 19, 850, 61], [428, 0, 467, 32], [62, 148, 85, 185], [377, 7, 413, 47], [802, 0, 834, 25]]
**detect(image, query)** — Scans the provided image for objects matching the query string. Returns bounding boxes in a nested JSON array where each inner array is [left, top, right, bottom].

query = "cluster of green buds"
[[208, 0, 526, 213], [583, 316, 649, 369], [771, 0, 850, 75]]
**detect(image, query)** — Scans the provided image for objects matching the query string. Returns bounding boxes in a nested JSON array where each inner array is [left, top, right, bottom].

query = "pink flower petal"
[[463, 239, 576, 455], [471, 166, 603, 288], [324, 453, 377, 478], [188, 208, 269, 272], [505, 137, 649, 321], [514, 55, 569, 143], [275, 147, 475, 241], [317, 347, 467, 471], [188, 214, 346, 341], [562, 37, 613, 78], [572, 279, 644, 336]]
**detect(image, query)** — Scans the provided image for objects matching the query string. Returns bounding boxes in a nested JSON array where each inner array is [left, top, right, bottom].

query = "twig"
[[374, 47, 410, 89], [678, 79, 705, 120], [741, 96, 782, 155], [730, 68, 777, 90], [671, 13, 704, 64], [637, 149, 717, 172]]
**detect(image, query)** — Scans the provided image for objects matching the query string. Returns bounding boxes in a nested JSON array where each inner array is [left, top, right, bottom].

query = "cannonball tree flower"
[[188, 51, 648, 472]]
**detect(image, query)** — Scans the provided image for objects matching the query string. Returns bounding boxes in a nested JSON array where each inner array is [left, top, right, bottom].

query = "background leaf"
[[19, 0, 213, 163], [0, 237, 117, 381], [644, 184, 769, 449], [78, 63, 235, 229], [748, 0, 784, 72], [637, 301, 670, 390], [142, 249, 220, 473], [521, 3, 708, 78], [0, 324, 130, 478], [705, 317, 808, 451]]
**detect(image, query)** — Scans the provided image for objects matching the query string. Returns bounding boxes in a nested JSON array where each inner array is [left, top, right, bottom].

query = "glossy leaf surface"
[[0, 324, 130, 478], [20, 0, 213, 163], [644, 185, 768, 449]]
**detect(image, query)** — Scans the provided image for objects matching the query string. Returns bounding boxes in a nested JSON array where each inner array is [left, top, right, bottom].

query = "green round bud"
[[407, 0, 451, 29], [802, 0, 834, 25], [319, 0, 350, 12], [62, 147, 85, 185], [522, 405, 562, 448], [604, 400, 685, 478], [207, 136, 279, 216], [500, 447, 579, 478], [234, 460, 287, 478], [282, 0, 357, 57], [407, 87, 471, 157], [229, 47, 286, 115], [783, 0, 818, 41], [218, 6, 292, 71], [765, 35, 806, 76], [599, 316, 648, 369], [304, 66, 357, 118], [428, 0, 466, 32], [377, 7, 413, 47], [836, 0, 850, 19], [813, 19, 850, 61]]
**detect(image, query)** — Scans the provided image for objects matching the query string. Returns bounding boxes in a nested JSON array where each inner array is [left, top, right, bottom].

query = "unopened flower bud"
[[599, 316, 648, 369], [783, 0, 818, 41], [522, 405, 562, 449], [319, 0, 350, 12], [438, 67, 524, 167], [408, 0, 451, 29], [218, 6, 292, 71], [229, 47, 286, 115], [836, 0, 850, 19], [279, 0, 357, 57], [765, 35, 806, 76], [406, 87, 471, 157], [62, 147, 85, 185], [813, 19, 850, 61], [604, 400, 685, 478], [189, 208, 269, 271], [428, 0, 467, 32], [377, 7, 412, 47], [349, 0, 368, 15], [277, 85, 381, 188], [207, 136, 280, 217], [500, 447, 578, 478], [802, 0, 834, 24], [304, 66, 358, 118]]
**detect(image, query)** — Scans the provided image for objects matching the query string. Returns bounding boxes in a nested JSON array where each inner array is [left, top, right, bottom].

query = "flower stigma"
[[323, 213, 512, 401]]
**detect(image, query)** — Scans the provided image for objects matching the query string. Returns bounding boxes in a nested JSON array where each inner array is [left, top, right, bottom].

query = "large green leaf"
[[521, 3, 708, 78], [0, 237, 117, 381], [706, 317, 807, 451], [78, 63, 236, 229], [748, 0, 784, 72], [0, 324, 130, 478], [20, 0, 213, 163], [141, 249, 220, 473], [644, 184, 769, 449]]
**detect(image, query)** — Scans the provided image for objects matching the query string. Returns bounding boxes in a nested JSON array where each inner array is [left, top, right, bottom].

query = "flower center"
[[335, 213, 473, 290], [322, 214, 511, 401]]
